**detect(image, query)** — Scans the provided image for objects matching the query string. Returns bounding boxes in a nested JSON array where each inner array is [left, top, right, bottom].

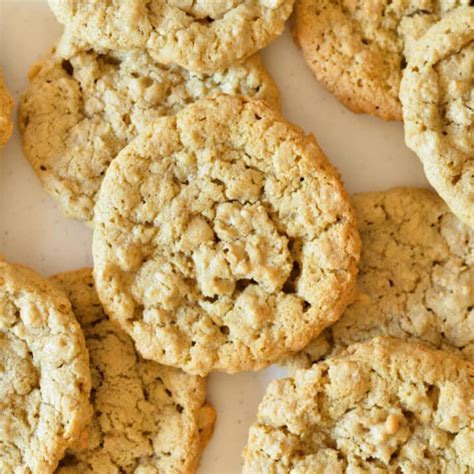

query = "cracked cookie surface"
[[0, 70, 13, 149], [51, 269, 215, 474], [294, 0, 469, 120], [48, 0, 294, 72], [0, 261, 91, 473], [287, 188, 474, 370], [400, 8, 474, 228], [19, 33, 279, 223], [244, 337, 474, 472], [92, 94, 360, 375]]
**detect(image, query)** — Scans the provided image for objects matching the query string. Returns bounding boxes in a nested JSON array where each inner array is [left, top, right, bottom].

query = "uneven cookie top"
[[0, 70, 13, 149], [400, 8, 474, 228], [92, 94, 360, 375], [19, 34, 279, 223], [51, 269, 215, 474], [287, 188, 474, 370], [294, 0, 469, 121], [48, 0, 294, 72], [244, 337, 474, 472], [0, 261, 91, 473]]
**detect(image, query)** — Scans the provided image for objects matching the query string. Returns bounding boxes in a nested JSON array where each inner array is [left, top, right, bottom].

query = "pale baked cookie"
[[48, 0, 294, 72], [294, 0, 469, 121], [287, 188, 474, 370], [19, 34, 279, 223], [0, 261, 91, 473], [0, 70, 13, 149], [243, 337, 474, 472], [92, 94, 360, 376], [400, 8, 474, 228], [51, 269, 215, 474]]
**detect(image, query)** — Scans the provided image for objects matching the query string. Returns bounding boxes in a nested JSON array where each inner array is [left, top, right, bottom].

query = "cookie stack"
[[0, 0, 472, 473]]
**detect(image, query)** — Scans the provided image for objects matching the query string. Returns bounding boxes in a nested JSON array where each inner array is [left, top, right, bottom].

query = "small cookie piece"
[[0, 261, 91, 473], [244, 337, 474, 472], [48, 0, 294, 72], [294, 0, 468, 121], [287, 188, 474, 370], [400, 8, 474, 228], [51, 269, 215, 474], [19, 34, 279, 223], [0, 70, 13, 149], [92, 94, 360, 376]]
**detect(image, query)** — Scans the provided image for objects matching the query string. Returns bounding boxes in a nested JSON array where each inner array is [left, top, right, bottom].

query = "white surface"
[[0, 1, 430, 472]]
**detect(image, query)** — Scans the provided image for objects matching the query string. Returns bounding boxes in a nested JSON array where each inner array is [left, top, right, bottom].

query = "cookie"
[[50, 269, 215, 474], [19, 33, 280, 223], [287, 188, 474, 370], [400, 8, 474, 228], [0, 69, 13, 149], [294, 0, 468, 121], [48, 0, 294, 73], [0, 261, 91, 473], [244, 336, 474, 472], [92, 94, 360, 376]]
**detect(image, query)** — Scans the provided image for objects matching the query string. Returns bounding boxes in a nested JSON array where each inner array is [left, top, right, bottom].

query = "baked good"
[[48, 0, 294, 72], [92, 94, 360, 375], [51, 269, 215, 474], [400, 8, 474, 228], [244, 337, 474, 472], [19, 33, 280, 223], [293, 0, 468, 120], [0, 261, 91, 473], [0, 69, 13, 149], [287, 188, 474, 370]]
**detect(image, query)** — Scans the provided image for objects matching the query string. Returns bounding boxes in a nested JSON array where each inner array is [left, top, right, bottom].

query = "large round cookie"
[[244, 337, 474, 472], [48, 0, 294, 73], [400, 8, 474, 228], [51, 269, 215, 474], [19, 34, 279, 223], [0, 69, 13, 149], [287, 188, 474, 370], [0, 261, 91, 473], [92, 94, 360, 376], [294, 0, 469, 121]]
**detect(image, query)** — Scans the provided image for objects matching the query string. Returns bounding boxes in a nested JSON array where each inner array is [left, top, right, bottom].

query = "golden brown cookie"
[[287, 188, 474, 370], [244, 337, 474, 472], [19, 33, 280, 223], [0, 261, 91, 473], [48, 0, 294, 72], [400, 8, 474, 228], [51, 269, 215, 474], [294, 0, 469, 120], [0, 69, 13, 149], [92, 94, 360, 376]]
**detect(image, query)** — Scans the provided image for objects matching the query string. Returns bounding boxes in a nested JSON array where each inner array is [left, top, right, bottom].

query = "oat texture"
[[0, 261, 91, 473], [0, 70, 13, 149], [400, 8, 474, 228], [51, 269, 215, 474], [294, 0, 469, 121], [244, 337, 474, 472], [19, 33, 280, 223], [287, 188, 474, 371], [92, 94, 360, 376], [48, 0, 294, 72]]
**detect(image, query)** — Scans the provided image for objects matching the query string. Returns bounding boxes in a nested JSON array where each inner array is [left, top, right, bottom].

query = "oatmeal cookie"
[[244, 337, 474, 472], [92, 94, 360, 375], [52, 269, 215, 474], [19, 33, 279, 223], [0, 261, 91, 473], [400, 8, 474, 228]]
